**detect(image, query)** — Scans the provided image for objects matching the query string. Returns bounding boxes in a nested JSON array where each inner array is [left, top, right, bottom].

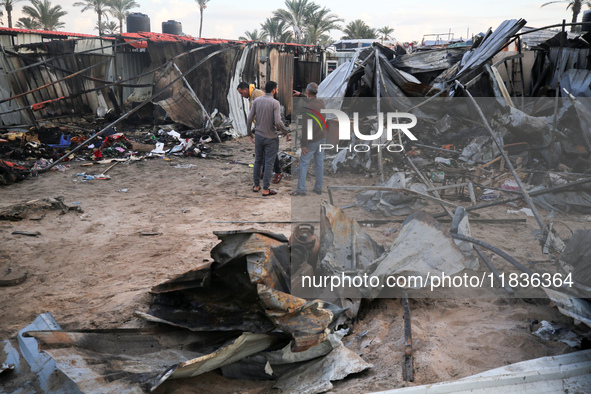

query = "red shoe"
[[272, 173, 283, 184]]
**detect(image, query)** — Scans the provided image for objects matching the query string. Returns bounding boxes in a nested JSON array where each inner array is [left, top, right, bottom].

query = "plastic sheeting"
[[318, 49, 362, 113]]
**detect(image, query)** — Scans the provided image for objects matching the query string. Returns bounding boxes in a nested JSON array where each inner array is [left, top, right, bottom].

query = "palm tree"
[[95, 19, 118, 34], [273, 0, 320, 43], [195, 0, 209, 38], [108, 0, 138, 34], [303, 7, 342, 45], [16, 16, 40, 29], [541, 0, 591, 32], [21, 0, 66, 31], [341, 19, 377, 39], [73, 0, 110, 36], [261, 17, 292, 43], [239, 29, 268, 41], [378, 26, 394, 41], [1, 0, 25, 28]]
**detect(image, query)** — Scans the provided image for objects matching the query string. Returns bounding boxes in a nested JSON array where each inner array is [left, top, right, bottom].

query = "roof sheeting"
[[0, 27, 108, 39], [452, 19, 527, 82], [370, 349, 591, 394]]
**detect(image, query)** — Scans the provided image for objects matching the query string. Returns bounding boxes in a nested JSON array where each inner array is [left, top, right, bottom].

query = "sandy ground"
[[1, 136, 589, 393]]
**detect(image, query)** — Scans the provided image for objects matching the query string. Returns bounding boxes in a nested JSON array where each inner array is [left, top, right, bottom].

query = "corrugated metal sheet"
[[371, 349, 591, 393], [116, 51, 152, 104], [0, 27, 104, 39], [75, 39, 113, 55], [278, 52, 294, 116], [452, 19, 527, 82], [227, 45, 255, 135], [0, 49, 117, 123], [548, 47, 590, 88], [121, 31, 320, 48], [0, 28, 322, 126], [0, 57, 22, 125], [392, 48, 468, 74]]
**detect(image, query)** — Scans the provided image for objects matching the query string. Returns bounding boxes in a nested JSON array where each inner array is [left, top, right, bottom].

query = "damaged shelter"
[[0, 27, 323, 134], [0, 27, 322, 182], [2, 15, 591, 394]]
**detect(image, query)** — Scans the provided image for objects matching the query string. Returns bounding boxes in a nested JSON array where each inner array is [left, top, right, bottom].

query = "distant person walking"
[[238, 82, 284, 184], [246, 81, 289, 196], [291, 83, 326, 196]]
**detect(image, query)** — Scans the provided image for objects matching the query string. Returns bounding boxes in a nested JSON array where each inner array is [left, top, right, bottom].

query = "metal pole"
[[402, 293, 413, 382], [172, 63, 220, 143], [474, 246, 514, 294], [432, 176, 591, 218], [455, 80, 546, 231], [375, 48, 385, 183], [552, 20, 566, 135]]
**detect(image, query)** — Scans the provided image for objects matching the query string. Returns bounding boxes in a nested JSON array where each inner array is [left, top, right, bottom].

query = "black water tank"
[[127, 13, 150, 33], [583, 10, 591, 32], [162, 20, 182, 35]]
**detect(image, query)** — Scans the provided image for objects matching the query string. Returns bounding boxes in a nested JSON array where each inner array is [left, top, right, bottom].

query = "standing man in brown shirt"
[[246, 81, 289, 196]]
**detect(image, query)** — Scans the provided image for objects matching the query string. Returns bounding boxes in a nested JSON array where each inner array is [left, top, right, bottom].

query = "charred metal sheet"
[[319, 201, 385, 274], [392, 48, 468, 75], [154, 85, 207, 129], [544, 289, 591, 328], [274, 339, 372, 394], [141, 230, 334, 352], [452, 19, 527, 82], [368, 211, 468, 298], [221, 329, 372, 393], [151, 267, 211, 294], [23, 329, 267, 392], [154, 332, 280, 388]]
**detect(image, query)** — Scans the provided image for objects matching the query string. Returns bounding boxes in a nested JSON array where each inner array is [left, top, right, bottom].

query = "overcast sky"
[[7, 0, 588, 42]]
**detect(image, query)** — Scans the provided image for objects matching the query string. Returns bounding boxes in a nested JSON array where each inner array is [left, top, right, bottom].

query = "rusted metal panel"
[[140, 230, 335, 352], [24, 328, 252, 392], [154, 86, 206, 128], [116, 51, 152, 105], [278, 52, 294, 116]]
